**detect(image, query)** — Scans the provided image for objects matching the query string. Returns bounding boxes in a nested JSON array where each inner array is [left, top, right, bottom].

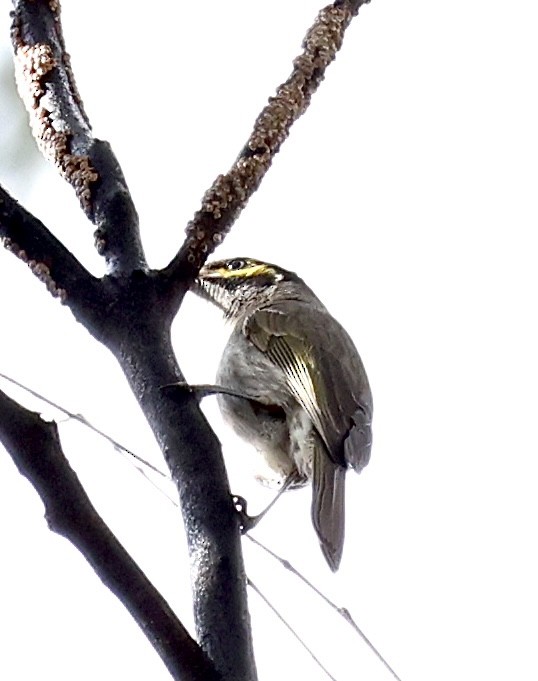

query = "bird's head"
[[193, 257, 303, 319]]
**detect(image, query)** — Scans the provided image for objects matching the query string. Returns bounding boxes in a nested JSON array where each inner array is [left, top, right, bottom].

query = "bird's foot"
[[232, 472, 301, 534], [233, 495, 260, 534]]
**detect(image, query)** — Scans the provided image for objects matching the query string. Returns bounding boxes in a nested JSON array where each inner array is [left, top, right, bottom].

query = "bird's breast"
[[217, 327, 290, 406], [215, 326, 303, 483]]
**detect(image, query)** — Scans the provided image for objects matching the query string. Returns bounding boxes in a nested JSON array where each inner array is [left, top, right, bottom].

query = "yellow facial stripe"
[[213, 263, 275, 279]]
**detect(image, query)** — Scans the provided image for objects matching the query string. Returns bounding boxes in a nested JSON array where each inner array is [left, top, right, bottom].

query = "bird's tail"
[[311, 443, 346, 572]]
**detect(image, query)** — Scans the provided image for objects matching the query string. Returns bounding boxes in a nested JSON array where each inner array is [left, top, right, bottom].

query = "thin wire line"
[[246, 534, 403, 681], [247, 577, 338, 681], [0, 371, 178, 506]]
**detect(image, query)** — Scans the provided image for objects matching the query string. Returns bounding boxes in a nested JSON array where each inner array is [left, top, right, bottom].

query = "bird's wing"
[[244, 306, 331, 450], [244, 302, 372, 469]]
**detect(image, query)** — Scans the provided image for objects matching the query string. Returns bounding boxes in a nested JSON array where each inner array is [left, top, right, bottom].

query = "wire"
[[0, 371, 178, 506], [246, 534, 403, 681], [247, 577, 338, 681]]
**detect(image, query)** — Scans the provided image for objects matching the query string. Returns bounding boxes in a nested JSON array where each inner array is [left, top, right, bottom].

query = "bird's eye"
[[227, 259, 246, 271]]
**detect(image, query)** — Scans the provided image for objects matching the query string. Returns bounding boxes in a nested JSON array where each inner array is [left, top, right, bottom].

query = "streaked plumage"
[[193, 257, 372, 571]]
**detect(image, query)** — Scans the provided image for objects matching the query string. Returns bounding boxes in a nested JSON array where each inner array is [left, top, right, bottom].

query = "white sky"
[[1, 1, 538, 680]]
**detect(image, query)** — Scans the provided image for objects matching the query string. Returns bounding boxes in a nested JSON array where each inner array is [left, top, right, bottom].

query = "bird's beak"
[[194, 265, 214, 290], [196, 266, 208, 280], [192, 270, 224, 307], [197, 264, 223, 281]]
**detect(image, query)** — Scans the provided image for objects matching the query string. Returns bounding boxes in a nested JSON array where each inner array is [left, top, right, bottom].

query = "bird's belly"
[[288, 408, 315, 479], [216, 330, 290, 404], [217, 392, 296, 482], [216, 331, 309, 483]]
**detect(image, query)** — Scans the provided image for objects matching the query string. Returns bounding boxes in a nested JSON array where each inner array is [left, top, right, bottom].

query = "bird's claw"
[[161, 382, 195, 396], [161, 382, 214, 404], [233, 495, 258, 534]]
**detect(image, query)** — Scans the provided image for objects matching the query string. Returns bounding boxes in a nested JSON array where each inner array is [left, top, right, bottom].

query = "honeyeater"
[[193, 257, 372, 571]]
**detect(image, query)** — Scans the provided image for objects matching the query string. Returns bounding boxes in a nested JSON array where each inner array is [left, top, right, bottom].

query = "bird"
[[192, 257, 372, 571]]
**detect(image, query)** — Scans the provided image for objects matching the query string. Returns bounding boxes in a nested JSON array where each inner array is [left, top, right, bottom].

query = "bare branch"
[[163, 0, 371, 292], [10, 0, 144, 273], [0, 387, 220, 681]]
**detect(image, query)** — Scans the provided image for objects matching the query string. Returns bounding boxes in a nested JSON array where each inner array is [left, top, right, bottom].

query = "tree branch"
[[10, 0, 145, 272], [162, 0, 371, 294], [0, 387, 220, 681], [98, 290, 258, 680], [0, 183, 99, 311]]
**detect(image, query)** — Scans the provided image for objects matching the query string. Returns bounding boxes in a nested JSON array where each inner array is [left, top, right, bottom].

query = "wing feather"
[[244, 302, 372, 467], [269, 335, 328, 445]]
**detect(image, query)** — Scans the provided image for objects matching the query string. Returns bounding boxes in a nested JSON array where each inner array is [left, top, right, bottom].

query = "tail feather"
[[311, 445, 346, 572]]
